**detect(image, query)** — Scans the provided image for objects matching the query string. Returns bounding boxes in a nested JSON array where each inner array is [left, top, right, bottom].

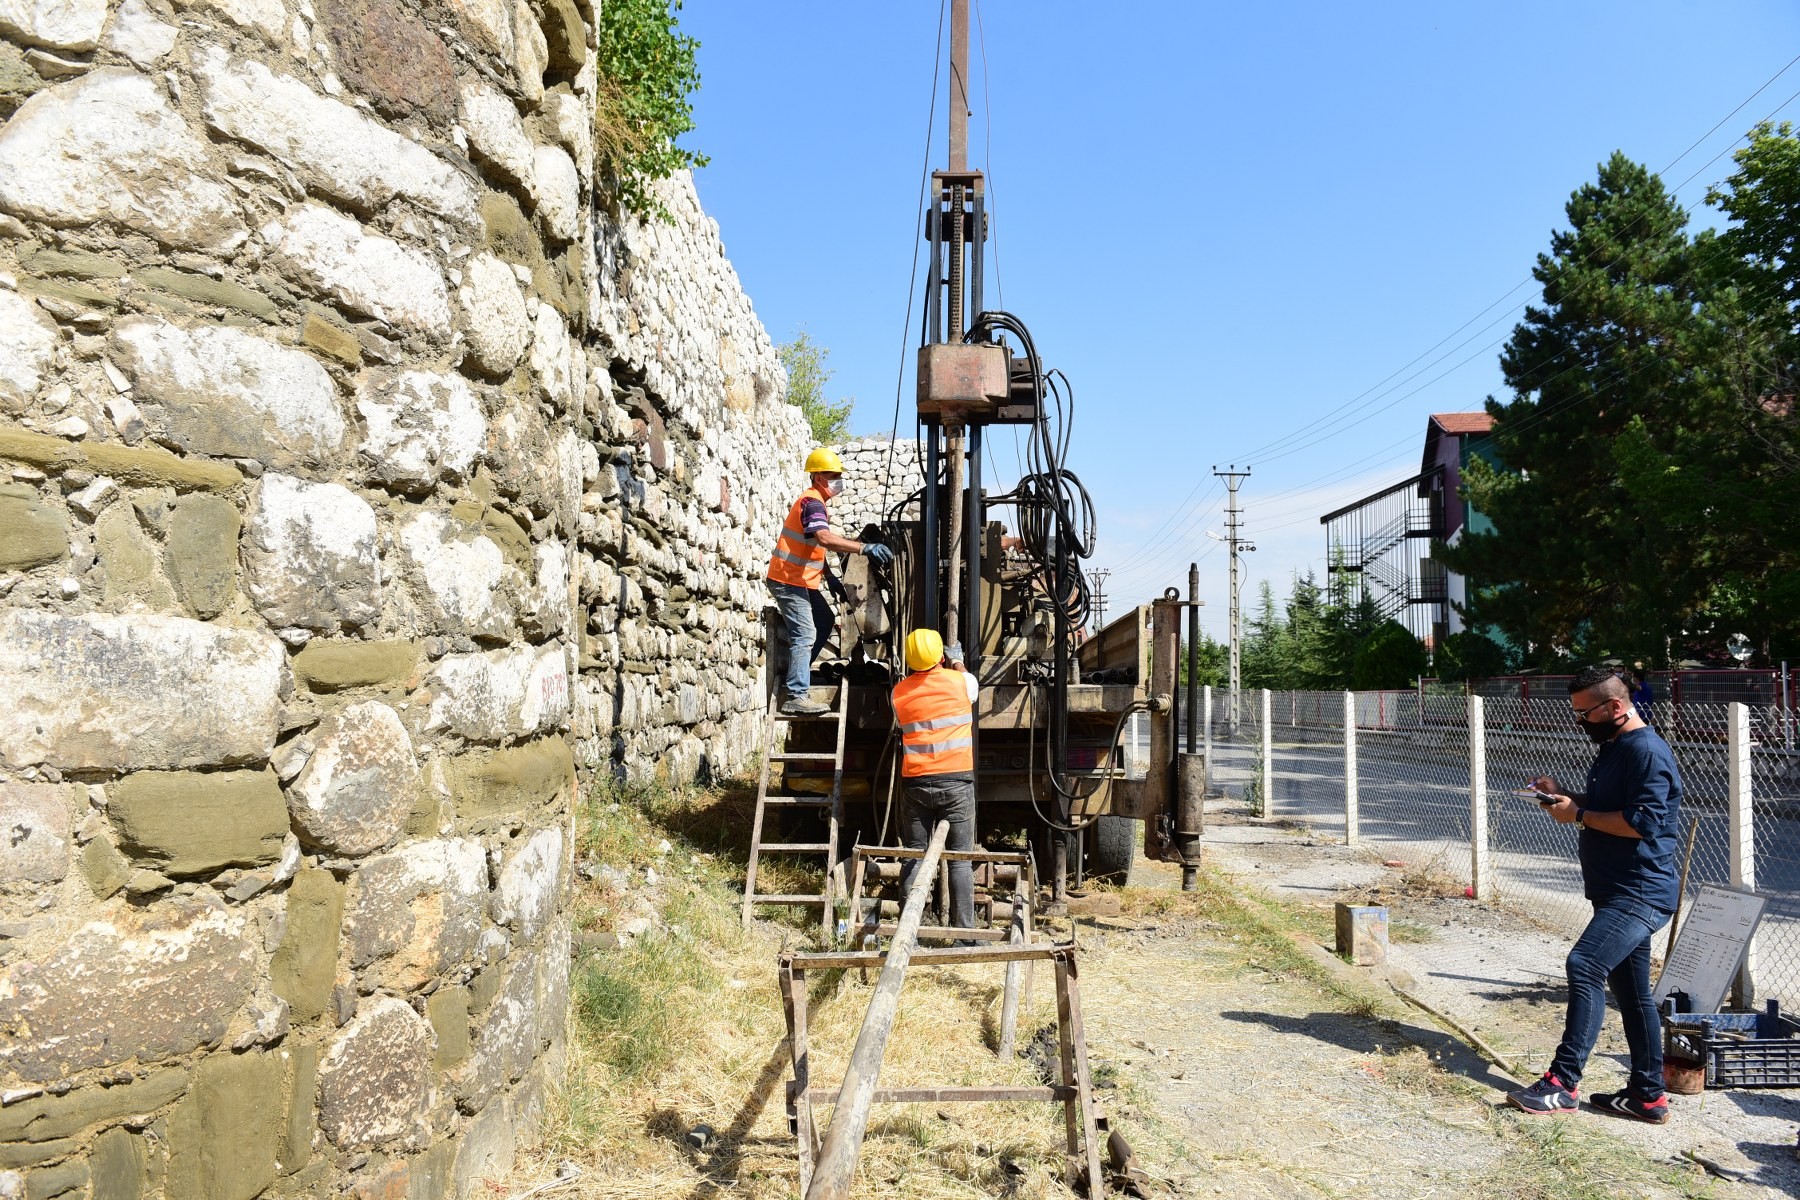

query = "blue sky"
[[678, 1, 1800, 639]]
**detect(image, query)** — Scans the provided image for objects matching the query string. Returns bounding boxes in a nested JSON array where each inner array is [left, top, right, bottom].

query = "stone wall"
[[831, 435, 925, 537], [0, 1, 808, 1196]]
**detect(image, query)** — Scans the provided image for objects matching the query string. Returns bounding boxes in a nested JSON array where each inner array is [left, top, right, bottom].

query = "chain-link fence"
[[1202, 687, 1800, 1013]]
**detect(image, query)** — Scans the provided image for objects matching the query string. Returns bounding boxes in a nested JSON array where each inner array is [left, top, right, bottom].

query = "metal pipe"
[[949, 0, 968, 173], [925, 189, 941, 346], [806, 820, 951, 1200], [1187, 562, 1200, 752], [923, 426, 941, 632], [966, 425, 983, 675], [997, 876, 1027, 1058], [945, 426, 964, 647]]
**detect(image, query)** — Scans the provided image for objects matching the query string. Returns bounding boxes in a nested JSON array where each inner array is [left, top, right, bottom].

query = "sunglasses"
[[1571, 697, 1618, 720]]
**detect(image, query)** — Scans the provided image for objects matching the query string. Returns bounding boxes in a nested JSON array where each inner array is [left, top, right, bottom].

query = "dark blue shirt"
[[1579, 725, 1682, 913]]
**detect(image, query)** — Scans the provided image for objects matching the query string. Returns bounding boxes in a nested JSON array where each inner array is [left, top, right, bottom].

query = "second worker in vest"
[[893, 628, 981, 931], [765, 448, 893, 717]]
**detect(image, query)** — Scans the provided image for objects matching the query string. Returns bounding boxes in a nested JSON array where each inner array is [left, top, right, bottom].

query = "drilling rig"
[[760, 0, 1207, 908]]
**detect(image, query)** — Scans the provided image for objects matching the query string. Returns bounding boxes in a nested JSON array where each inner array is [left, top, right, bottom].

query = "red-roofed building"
[[1322, 412, 1501, 648]]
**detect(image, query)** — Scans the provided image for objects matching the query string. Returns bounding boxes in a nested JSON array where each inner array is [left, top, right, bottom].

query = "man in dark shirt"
[[1506, 666, 1683, 1123]]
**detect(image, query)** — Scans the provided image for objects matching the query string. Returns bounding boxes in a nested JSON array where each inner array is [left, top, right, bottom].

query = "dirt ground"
[[1071, 805, 1800, 1199], [521, 789, 1800, 1199]]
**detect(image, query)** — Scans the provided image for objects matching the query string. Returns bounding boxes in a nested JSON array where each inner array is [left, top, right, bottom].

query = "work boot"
[[780, 697, 829, 717], [1505, 1072, 1578, 1116]]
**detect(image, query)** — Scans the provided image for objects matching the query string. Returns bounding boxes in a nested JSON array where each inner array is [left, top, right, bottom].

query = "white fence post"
[[1470, 695, 1489, 901], [1729, 701, 1756, 1006], [1344, 690, 1359, 846], [1203, 685, 1213, 771], [1259, 688, 1273, 821]]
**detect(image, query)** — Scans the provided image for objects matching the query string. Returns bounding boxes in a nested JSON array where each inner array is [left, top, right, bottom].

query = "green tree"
[[1240, 580, 1295, 690], [1178, 632, 1229, 689], [1435, 630, 1512, 683], [1438, 152, 1719, 665], [1351, 621, 1429, 690], [597, 0, 709, 219], [778, 330, 854, 445]]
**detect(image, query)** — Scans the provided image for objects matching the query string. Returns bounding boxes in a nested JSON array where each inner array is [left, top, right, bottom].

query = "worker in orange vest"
[[766, 447, 893, 716], [893, 627, 980, 929]]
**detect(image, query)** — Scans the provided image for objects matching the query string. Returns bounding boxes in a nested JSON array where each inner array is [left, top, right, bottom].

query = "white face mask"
[[821, 477, 843, 498]]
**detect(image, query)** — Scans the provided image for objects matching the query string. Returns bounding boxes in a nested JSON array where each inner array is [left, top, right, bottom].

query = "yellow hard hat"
[[804, 447, 844, 474], [905, 628, 945, 672]]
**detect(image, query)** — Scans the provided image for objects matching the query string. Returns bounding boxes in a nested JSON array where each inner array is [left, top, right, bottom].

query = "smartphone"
[[1512, 787, 1558, 805]]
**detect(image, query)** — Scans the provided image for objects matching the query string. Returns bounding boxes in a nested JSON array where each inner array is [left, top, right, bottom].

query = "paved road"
[[1132, 724, 1800, 1010]]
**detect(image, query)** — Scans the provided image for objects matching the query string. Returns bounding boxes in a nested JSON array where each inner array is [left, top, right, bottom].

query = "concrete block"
[[1334, 902, 1388, 966]]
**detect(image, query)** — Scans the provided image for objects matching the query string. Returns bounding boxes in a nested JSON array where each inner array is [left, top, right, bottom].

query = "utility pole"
[[1086, 568, 1111, 635], [1213, 466, 1254, 734]]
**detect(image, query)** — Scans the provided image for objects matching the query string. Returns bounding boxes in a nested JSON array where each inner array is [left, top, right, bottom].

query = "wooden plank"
[[801, 1085, 1076, 1104], [789, 943, 1070, 970], [1061, 957, 1106, 1195], [805, 822, 951, 1200]]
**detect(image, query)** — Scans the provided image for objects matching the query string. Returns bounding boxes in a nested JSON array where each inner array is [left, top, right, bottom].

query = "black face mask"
[[1579, 709, 1624, 744]]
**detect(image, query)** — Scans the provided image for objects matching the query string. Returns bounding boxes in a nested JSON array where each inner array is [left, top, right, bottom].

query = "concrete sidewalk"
[[1193, 802, 1800, 1195]]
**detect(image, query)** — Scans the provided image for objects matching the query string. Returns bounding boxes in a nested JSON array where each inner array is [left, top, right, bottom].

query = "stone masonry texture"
[[0, 0, 812, 1195]]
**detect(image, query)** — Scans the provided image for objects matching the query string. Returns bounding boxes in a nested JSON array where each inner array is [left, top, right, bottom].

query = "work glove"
[[863, 542, 894, 566], [944, 642, 964, 665]]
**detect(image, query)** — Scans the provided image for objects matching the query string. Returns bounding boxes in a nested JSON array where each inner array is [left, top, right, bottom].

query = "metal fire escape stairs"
[[741, 685, 847, 941]]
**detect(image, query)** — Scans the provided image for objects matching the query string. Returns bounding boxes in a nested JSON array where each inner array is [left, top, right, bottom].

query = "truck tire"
[[1084, 815, 1136, 885]]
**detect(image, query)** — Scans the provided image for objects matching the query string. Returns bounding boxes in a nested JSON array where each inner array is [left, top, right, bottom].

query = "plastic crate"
[[1664, 1001, 1800, 1089]]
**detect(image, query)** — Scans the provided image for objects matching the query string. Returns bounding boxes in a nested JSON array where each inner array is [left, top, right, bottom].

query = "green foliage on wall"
[[596, 0, 709, 219], [777, 330, 854, 445]]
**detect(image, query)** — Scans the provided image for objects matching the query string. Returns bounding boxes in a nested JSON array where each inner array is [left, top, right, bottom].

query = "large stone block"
[[86, 1126, 148, 1200], [93, 503, 177, 609], [531, 144, 579, 244], [0, 485, 65, 572], [0, 900, 254, 1081], [164, 493, 241, 620], [457, 252, 529, 378], [277, 1043, 319, 1176], [344, 838, 486, 990], [396, 510, 516, 640], [193, 48, 479, 225], [188, 0, 286, 39], [0, 0, 108, 50], [317, 997, 435, 1152], [0, 427, 242, 493], [443, 738, 571, 820], [0, 1070, 186, 1146], [164, 1051, 281, 1200], [291, 639, 421, 693], [0, 70, 245, 252], [446, 0, 511, 57], [459, 79, 534, 192], [0, 783, 70, 885], [0, 612, 282, 771], [457, 954, 537, 1102], [491, 825, 562, 941], [356, 370, 484, 489], [269, 866, 344, 1022], [318, 0, 457, 121], [107, 769, 287, 876], [0, 290, 57, 412], [450, 1094, 515, 1198], [262, 205, 452, 338], [241, 474, 380, 633], [424, 643, 569, 742], [109, 317, 345, 467], [287, 701, 418, 856]]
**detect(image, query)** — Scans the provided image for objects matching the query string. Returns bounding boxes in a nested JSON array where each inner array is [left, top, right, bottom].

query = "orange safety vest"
[[892, 666, 975, 777], [766, 486, 829, 590]]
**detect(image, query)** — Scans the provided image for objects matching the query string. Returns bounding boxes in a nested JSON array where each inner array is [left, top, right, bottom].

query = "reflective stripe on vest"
[[766, 487, 828, 589], [892, 666, 975, 777]]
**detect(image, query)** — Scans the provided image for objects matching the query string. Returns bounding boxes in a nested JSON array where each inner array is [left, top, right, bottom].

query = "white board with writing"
[[1655, 884, 1767, 1014]]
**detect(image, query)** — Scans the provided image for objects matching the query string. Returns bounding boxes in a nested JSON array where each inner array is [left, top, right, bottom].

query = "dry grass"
[[515, 779, 1084, 1199]]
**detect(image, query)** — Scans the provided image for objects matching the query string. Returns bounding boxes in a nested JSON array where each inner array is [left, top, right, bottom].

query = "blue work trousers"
[[766, 579, 832, 701], [1549, 898, 1670, 1099], [899, 774, 976, 931]]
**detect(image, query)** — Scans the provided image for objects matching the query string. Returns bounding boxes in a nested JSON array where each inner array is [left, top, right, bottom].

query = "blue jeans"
[[1549, 899, 1670, 1098], [767, 579, 832, 701]]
